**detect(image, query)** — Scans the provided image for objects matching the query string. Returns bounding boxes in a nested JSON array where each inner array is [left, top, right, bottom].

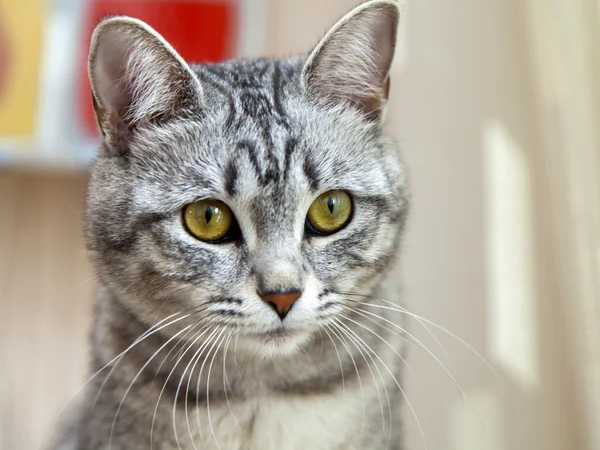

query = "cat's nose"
[[260, 290, 302, 320]]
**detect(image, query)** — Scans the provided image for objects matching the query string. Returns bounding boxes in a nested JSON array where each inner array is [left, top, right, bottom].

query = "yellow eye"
[[183, 199, 234, 242], [306, 190, 352, 234]]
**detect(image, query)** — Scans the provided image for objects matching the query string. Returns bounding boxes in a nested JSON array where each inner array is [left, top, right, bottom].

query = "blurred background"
[[0, 0, 599, 449]]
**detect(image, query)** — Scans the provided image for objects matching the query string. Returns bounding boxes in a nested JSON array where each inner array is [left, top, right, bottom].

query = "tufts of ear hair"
[[302, 0, 400, 122], [88, 17, 203, 153]]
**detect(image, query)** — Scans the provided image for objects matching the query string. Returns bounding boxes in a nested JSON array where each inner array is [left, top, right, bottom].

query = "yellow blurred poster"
[[0, 0, 44, 137]]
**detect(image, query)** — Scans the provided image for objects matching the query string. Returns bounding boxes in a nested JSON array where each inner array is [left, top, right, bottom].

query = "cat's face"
[[86, 1, 408, 357]]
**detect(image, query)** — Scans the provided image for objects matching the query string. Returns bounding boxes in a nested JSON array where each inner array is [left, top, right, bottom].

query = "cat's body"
[[52, 2, 410, 449]]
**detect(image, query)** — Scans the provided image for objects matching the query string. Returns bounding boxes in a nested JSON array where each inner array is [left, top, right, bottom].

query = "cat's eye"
[[183, 199, 235, 242], [306, 190, 352, 235]]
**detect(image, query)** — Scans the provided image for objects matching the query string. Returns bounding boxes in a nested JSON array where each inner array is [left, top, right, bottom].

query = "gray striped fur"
[[51, 2, 410, 449]]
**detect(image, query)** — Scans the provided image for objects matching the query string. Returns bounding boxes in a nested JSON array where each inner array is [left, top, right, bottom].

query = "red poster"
[[79, 0, 237, 137]]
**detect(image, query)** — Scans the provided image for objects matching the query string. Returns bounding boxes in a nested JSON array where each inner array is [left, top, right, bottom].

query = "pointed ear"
[[88, 17, 202, 151], [302, 0, 400, 121]]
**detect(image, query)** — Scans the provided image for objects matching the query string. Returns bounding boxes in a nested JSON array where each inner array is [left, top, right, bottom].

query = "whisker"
[[151, 326, 216, 450], [152, 305, 221, 390], [334, 317, 427, 450], [78, 274, 99, 286], [94, 313, 192, 411], [168, 327, 218, 449], [109, 322, 195, 450], [170, 306, 215, 363], [301, 346, 314, 365], [326, 323, 366, 436], [151, 297, 171, 327], [206, 329, 229, 450], [238, 336, 261, 377], [345, 307, 421, 388], [172, 326, 216, 450], [340, 291, 455, 371], [352, 306, 478, 420], [332, 317, 391, 442], [194, 327, 225, 444], [317, 329, 325, 359], [153, 322, 204, 384], [344, 296, 508, 394], [92, 314, 190, 408], [345, 307, 484, 426], [50, 312, 184, 430], [233, 332, 241, 372], [182, 328, 219, 448], [222, 330, 241, 428], [97, 303, 215, 411], [322, 327, 346, 397]]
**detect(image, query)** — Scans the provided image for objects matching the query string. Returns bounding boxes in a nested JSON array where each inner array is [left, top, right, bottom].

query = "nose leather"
[[261, 291, 301, 320]]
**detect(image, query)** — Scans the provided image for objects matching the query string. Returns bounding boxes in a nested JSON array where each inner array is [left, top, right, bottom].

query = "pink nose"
[[260, 291, 302, 320]]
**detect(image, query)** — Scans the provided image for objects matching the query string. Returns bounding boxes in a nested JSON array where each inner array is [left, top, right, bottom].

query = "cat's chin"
[[240, 328, 313, 358]]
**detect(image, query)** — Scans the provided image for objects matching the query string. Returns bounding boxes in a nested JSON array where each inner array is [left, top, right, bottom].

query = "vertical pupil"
[[327, 197, 335, 214], [205, 206, 213, 224]]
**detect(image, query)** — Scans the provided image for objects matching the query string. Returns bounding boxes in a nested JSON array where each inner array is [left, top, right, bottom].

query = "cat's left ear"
[[88, 17, 202, 151], [302, 0, 400, 121]]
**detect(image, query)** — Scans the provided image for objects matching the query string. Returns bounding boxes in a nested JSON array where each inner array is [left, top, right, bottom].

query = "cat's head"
[[86, 0, 409, 357]]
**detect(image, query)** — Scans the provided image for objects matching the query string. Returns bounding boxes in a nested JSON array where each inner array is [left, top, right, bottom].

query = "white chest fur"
[[177, 386, 368, 450]]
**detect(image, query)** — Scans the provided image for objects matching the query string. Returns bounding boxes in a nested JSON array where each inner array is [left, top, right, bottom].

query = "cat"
[[51, 1, 411, 449]]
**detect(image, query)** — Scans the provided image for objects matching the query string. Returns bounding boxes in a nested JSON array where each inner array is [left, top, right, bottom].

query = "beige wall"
[[387, 0, 572, 448], [0, 173, 93, 449], [0, 0, 591, 449]]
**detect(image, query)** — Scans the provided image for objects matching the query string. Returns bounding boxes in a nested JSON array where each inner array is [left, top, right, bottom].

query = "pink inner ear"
[[302, 3, 399, 120], [89, 18, 206, 138], [93, 38, 133, 113]]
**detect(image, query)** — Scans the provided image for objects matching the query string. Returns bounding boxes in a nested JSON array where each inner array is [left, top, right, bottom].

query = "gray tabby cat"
[[52, 1, 412, 449]]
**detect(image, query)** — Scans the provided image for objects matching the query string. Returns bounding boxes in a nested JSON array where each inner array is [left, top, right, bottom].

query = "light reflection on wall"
[[483, 119, 540, 390]]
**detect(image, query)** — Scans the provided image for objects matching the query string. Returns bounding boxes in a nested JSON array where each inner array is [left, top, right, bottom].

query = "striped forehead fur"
[[53, 2, 413, 449]]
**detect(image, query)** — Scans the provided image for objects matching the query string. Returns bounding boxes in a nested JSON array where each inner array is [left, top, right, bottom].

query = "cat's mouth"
[[251, 328, 295, 343], [242, 327, 313, 356]]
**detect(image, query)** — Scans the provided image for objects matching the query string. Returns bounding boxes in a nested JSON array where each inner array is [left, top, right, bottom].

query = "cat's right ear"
[[302, 0, 399, 122], [88, 17, 202, 153]]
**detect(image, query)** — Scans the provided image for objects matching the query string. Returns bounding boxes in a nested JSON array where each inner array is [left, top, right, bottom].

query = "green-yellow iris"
[[183, 199, 233, 242], [307, 190, 352, 234]]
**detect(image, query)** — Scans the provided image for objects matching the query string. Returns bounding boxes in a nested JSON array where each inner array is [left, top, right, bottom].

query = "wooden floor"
[[0, 172, 95, 449]]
